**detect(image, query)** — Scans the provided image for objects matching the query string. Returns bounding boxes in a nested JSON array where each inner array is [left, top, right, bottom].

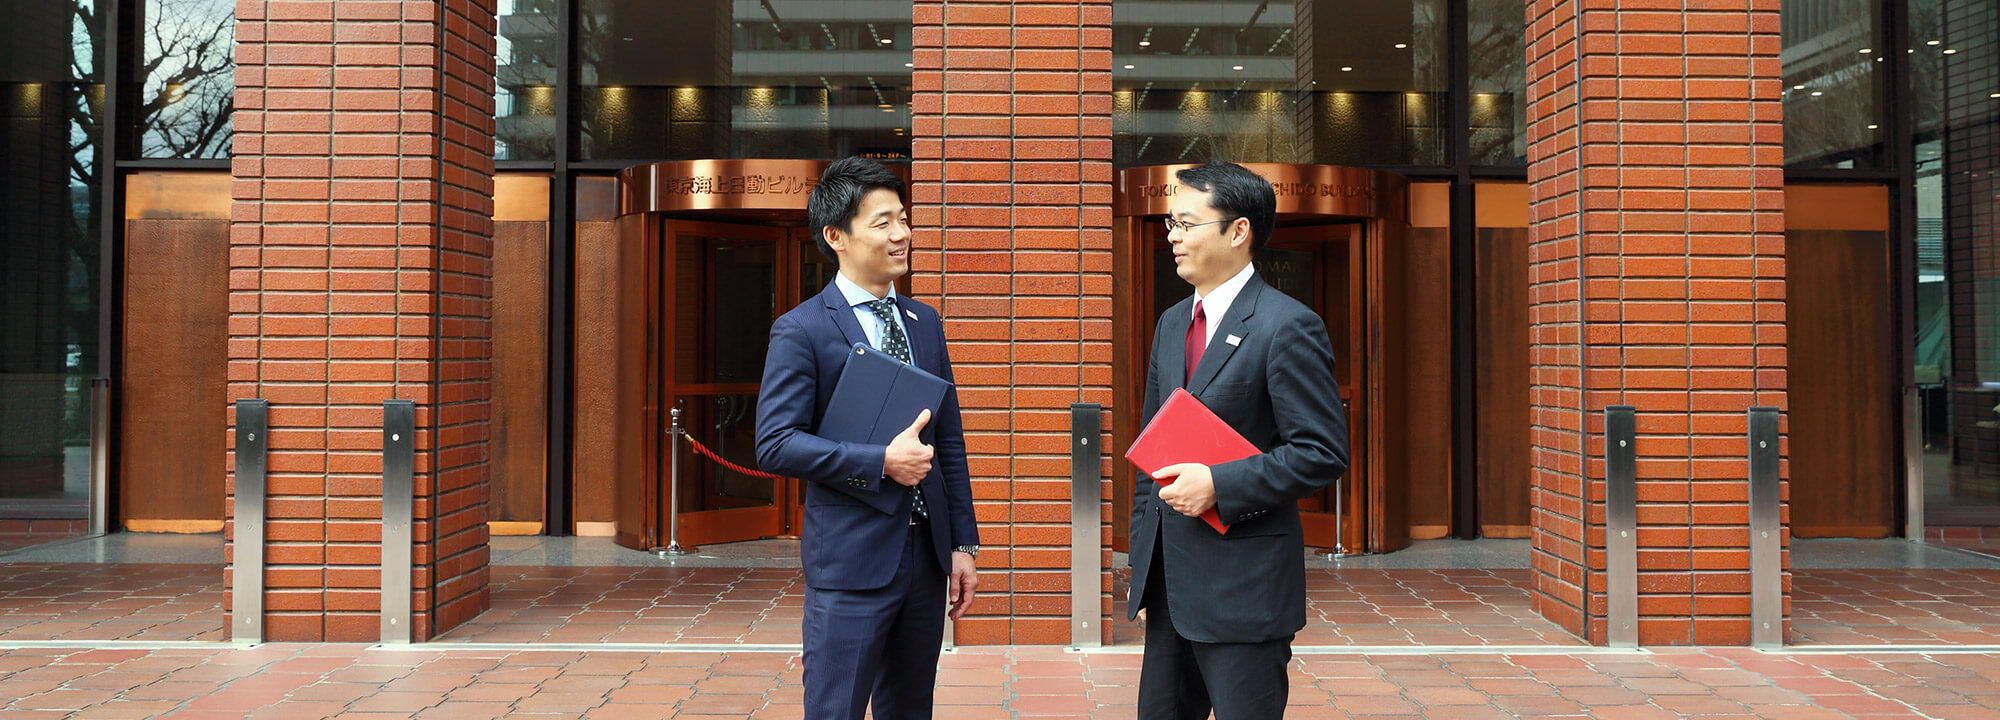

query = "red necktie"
[[1185, 300, 1206, 384]]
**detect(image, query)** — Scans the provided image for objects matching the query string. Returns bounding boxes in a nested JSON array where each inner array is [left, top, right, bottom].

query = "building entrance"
[[1112, 164, 1414, 555]]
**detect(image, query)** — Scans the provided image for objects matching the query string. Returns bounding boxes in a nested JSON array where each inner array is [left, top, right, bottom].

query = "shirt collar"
[[834, 272, 897, 307], [1193, 262, 1256, 322]]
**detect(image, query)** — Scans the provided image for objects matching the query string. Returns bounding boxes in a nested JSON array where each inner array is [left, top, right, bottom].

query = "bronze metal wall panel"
[[571, 219, 624, 530], [1789, 228, 1895, 538], [122, 218, 229, 525], [1475, 226, 1532, 536], [1401, 226, 1453, 536], [490, 221, 549, 525]]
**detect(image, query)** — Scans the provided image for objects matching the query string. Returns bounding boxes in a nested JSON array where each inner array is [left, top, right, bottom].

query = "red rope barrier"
[[680, 432, 790, 480]]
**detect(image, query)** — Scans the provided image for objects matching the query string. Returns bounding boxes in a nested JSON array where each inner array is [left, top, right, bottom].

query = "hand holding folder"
[[814, 343, 952, 513], [1124, 388, 1259, 534]]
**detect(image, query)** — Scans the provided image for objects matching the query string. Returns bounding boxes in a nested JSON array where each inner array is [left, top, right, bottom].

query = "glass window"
[[1913, 0, 2000, 526], [1113, 0, 1449, 167], [133, 0, 235, 159], [1781, 0, 1883, 169], [1, 0, 106, 519], [1468, 0, 1525, 166], [576, 0, 911, 162], [497, 0, 558, 161]]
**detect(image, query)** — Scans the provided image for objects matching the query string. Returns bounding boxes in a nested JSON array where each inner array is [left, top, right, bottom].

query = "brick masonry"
[[913, 0, 1117, 645], [228, 0, 498, 642], [1524, 0, 1789, 644]]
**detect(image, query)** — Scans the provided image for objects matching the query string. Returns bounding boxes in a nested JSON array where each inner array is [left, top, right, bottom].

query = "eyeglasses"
[[1163, 216, 1235, 233]]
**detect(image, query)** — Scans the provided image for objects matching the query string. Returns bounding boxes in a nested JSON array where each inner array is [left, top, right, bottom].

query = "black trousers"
[[1137, 524, 1294, 720]]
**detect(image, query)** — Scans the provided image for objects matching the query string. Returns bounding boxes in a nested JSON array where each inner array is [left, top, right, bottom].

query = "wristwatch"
[[953, 545, 979, 558]]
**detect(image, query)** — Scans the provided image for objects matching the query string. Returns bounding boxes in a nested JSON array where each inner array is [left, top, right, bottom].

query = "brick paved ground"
[[10, 559, 2000, 650], [4, 644, 2000, 718], [0, 564, 223, 643]]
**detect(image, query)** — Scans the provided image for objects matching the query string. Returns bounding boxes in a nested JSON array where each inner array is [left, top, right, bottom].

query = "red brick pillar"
[[228, 0, 497, 642], [914, 0, 1115, 644], [1524, 1, 1787, 645]]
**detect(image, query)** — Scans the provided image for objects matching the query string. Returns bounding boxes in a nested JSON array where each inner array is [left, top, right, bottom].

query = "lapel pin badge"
[[905, 309, 917, 321], [1226, 334, 1242, 346]]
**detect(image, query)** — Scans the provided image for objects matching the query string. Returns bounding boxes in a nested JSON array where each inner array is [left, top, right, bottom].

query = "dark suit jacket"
[[1127, 272, 1350, 644], [755, 282, 979, 591]]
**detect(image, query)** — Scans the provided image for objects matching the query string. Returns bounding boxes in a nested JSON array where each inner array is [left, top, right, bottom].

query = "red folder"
[[1124, 388, 1259, 534]]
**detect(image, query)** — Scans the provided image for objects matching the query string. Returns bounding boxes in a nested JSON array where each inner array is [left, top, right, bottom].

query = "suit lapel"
[[1187, 275, 1264, 395], [820, 282, 868, 350], [1160, 296, 1193, 390]]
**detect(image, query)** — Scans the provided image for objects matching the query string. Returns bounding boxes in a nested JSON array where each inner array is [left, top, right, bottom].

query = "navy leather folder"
[[817, 343, 952, 512]]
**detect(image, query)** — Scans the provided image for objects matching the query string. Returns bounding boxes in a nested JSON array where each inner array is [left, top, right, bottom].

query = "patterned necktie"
[[863, 298, 926, 520], [1185, 300, 1206, 385]]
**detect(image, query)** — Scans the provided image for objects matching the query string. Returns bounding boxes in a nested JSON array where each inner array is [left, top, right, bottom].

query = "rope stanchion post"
[[658, 400, 697, 557]]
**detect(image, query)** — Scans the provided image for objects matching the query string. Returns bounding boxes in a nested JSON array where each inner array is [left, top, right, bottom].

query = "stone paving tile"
[[18, 554, 2000, 653], [1794, 569, 2000, 646], [0, 563, 223, 643], [6, 644, 2000, 718]]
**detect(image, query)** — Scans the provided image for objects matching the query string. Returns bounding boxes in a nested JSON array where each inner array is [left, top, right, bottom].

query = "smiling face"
[[826, 187, 912, 296], [1166, 184, 1253, 296]]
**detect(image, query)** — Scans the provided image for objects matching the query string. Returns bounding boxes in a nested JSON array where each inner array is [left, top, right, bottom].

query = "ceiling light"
[[1859, 48, 1872, 54], [1927, 39, 1941, 46], [1341, 66, 1353, 72], [904, 62, 913, 67], [1810, 91, 1823, 96], [1867, 124, 1878, 129], [1124, 64, 1135, 69], [1944, 49, 1959, 54], [1394, 43, 1407, 49], [1139, 40, 1151, 47], [1232, 65, 1243, 70], [1793, 84, 1805, 90], [880, 38, 892, 44], [1991, 93, 2000, 98]]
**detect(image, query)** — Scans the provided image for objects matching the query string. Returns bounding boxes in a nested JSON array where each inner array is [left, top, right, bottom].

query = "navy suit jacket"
[[755, 282, 979, 591], [1127, 273, 1350, 643]]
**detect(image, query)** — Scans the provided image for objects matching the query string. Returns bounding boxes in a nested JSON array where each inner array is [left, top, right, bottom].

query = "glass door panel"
[[660, 219, 792, 545]]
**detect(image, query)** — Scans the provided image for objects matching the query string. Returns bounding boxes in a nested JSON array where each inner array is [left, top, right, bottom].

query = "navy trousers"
[[802, 523, 947, 720]]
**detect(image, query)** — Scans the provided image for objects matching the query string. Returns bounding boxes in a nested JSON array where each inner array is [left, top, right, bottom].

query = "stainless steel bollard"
[[233, 399, 268, 644], [89, 379, 110, 536], [1070, 403, 1103, 649], [1749, 407, 1782, 648], [659, 401, 696, 556], [381, 400, 414, 644], [1605, 405, 1637, 648]]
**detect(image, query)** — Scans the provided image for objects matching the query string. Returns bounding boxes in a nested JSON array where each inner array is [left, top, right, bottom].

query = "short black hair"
[[808, 156, 907, 262], [1174, 162, 1276, 252]]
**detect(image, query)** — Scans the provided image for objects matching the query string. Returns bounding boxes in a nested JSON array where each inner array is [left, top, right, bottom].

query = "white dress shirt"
[[1190, 263, 1257, 347], [834, 272, 912, 353]]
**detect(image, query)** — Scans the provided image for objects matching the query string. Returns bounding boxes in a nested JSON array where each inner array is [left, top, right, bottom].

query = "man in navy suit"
[[755, 156, 980, 720], [1129, 162, 1349, 719]]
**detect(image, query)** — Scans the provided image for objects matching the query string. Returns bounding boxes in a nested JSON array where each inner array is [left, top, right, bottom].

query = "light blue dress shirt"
[[833, 272, 912, 355]]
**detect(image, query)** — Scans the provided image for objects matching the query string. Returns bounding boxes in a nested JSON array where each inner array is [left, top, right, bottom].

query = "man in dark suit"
[[755, 156, 980, 720], [1128, 161, 1350, 719]]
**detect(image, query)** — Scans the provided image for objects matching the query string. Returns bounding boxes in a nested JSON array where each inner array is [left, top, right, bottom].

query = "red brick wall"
[[913, 0, 1116, 645], [228, 0, 497, 642], [1524, 0, 1787, 645]]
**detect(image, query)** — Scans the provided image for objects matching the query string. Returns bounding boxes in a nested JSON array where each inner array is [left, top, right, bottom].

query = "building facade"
[[2, 0, 1996, 644]]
